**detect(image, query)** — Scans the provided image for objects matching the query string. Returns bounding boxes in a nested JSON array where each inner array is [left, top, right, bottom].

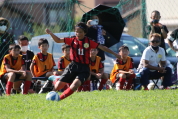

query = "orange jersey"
[[33, 53, 54, 77], [0, 54, 23, 76], [110, 56, 133, 83], [58, 56, 71, 71], [90, 56, 103, 73]]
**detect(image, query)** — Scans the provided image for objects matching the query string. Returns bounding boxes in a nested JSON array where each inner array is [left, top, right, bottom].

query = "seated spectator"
[[110, 45, 135, 90], [0, 44, 32, 95], [13, 35, 35, 94], [30, 38, 55, 78], [137, 33, 172, 90], [78, 48, 108, 91], [55, 44, 71, 90]]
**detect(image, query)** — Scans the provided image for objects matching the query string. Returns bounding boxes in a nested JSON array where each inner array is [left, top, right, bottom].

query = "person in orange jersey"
[[55, 44, 71, 90], [30, 38, 55, 78], [0, 44, 32, 95], [110, 45, 135, 90], [78, 48, 108, 91]]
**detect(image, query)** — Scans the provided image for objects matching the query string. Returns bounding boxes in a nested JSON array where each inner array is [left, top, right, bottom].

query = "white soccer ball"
[[46, 91, 60, 101]]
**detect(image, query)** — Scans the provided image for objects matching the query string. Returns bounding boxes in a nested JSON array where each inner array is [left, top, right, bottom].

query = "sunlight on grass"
[[1, 90, 178, 119]]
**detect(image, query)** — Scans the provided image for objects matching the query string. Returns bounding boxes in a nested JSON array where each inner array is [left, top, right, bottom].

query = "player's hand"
[[157, 23, 163, 28], [115, 54, 121, 60], [129, 69, 134, 74], [102, 29, 106, 35], [96, 73, 102, 79], [45, 28, 52, 34], [158, 67, 166, 73]]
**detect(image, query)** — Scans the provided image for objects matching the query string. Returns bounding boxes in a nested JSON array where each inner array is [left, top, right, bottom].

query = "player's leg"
[[98, 73, 108, 90], [59, 78, 81, 100], [6, 72, 16, 95], [125, 74, 135, 90], [116, 73, 126, 90], [19, 72, 32, 94], [13, 81, 22, 94]]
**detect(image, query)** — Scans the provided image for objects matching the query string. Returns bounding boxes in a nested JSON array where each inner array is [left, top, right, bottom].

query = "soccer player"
[[0, 44, 32, 95], [30, 38, 55, 78], [110, 45, 135, 90], [45, 22, 121, 101], [13, 35, 35, 94]]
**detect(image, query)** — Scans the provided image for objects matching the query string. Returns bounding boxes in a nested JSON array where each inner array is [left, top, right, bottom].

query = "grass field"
[[1, 89, 178, 119]]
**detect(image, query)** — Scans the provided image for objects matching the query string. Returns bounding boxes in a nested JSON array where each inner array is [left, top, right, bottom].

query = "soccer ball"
[[46, 91, 60, 101]]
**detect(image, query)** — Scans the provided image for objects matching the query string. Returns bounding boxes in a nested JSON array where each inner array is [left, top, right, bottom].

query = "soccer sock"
[[6, 81, 13, 95], [119, 78, 126, 90], [98, 79, 108, 90], [23, 81, 32, 94], [85, 80, 90, 91], [126, 74, 135, 90], [60, 87, 74, 100], [77, 85, 83, 92]]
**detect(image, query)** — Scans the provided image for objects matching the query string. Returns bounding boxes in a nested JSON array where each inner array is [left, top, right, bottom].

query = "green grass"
[[1, 90, 178, 119]]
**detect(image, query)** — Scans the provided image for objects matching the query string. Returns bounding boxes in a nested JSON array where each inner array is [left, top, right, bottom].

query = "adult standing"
[[0, 17, 14, 64], [146, 10, 168, 55]]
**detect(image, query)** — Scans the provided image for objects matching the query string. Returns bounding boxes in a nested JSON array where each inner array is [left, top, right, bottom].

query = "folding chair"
[[0, 77, 6, 94], [32, 77, 53, 94], [149, 78, 160, 89]]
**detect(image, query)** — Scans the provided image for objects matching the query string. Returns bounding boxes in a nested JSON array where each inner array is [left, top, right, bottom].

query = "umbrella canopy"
[[81, 4, 125, 47]]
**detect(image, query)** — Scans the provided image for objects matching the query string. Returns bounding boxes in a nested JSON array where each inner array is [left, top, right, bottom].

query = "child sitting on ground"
[[110, 45, 135, 90]]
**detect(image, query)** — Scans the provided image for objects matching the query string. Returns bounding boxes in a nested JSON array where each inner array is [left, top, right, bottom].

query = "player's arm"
[[167, 40, 175, 51], [98, 45, 121, 59], [30, 62, 36, 77], [45, 28, 64, 43], [5, 64, 20, 73], [117, 70, 129, 74]]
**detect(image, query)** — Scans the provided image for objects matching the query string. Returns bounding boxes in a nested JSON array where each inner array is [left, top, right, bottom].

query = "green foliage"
[[1, 90, 178, 119]]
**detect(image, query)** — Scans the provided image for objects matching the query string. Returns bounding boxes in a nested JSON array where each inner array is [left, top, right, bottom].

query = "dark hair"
[[118, 45, 129, 52], [61, 44, 70, 51], [151, 10, 160, 16], [75, 22, 88, 33], [9, 44, 21, 51], [18, 35, 28, 43], [150, 33, 161, 40], [38, 38, 49, 47]]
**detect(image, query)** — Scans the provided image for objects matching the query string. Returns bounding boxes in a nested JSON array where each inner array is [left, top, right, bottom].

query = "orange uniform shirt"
[[32, 53, 54, 77], [90, 56, 104, 73], [0, 54, 23, 77], [110, 56, 134, 83], [58, 56, 71, 71]]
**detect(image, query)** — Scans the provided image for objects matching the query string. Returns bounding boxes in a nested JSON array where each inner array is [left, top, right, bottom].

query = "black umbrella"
[[81, 4, 125, 47]]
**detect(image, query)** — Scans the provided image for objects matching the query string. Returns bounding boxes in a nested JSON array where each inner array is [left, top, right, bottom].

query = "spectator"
[[78, 48, 108, 91], [30, 38, 55, 78], [110, 45, 135, 90], [13, 35, 35, 94], [167, 28, 178, 81], [138, 33, 172, 90], [0, 17, 14, 64], [0, 44, 32, 95], [86, 15, 106, 61], [146, 10, 168, 54]]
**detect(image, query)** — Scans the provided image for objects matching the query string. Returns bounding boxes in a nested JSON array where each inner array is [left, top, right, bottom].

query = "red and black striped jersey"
[[64, 36, 99, 64]]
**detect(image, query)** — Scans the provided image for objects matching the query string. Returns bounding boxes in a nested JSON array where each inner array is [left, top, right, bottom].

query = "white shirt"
[[137, 46, 166, 72]]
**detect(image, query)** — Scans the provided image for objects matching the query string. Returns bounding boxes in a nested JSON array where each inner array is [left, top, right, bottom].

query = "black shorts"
[[3, 73, 23, 82], [60, 61, 90, 83]]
